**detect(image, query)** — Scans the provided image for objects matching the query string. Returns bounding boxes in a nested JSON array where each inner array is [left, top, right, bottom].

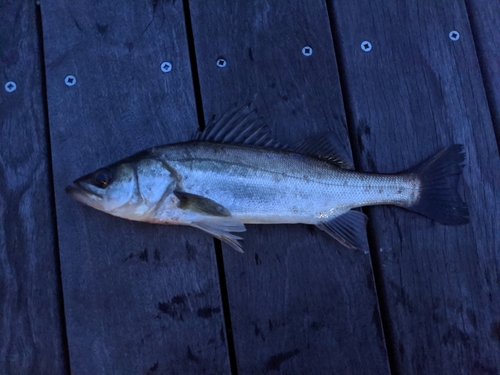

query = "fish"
[[66, 103, 469, 252]]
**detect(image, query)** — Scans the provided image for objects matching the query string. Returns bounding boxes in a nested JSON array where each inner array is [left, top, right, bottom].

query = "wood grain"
[[465, 0, 500, 151], [0, 1, 68, 373], [329, 0, 500, 373], [189, 1, 390, 373], [40, 1, 229, 373]]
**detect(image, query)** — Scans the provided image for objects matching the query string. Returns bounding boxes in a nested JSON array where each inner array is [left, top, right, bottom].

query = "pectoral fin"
[[174, 191, 231, 217], [191, 217, 247, 253], [173, 191, 246, 252], [316, 210, 368, 250]]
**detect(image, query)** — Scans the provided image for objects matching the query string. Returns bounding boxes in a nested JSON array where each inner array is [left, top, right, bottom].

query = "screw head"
[[302, 46, 313, 56], [5, 81, 16, 92], [161, 61, 172, 73], [216, 58, 227, 68], [361, 41, 372, 52], [65, 75, 76, 86], [449, 31, 460, 41]]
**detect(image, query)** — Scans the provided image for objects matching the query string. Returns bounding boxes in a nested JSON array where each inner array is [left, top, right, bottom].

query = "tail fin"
[[405, 144, 469, 225]]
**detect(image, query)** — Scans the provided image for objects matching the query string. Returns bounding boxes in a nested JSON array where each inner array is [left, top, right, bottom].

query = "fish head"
[[66, 153, 177, 220], [66, 162, 137, 213]]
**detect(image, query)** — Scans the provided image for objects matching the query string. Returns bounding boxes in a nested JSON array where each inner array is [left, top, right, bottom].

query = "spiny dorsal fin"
[[195, 102, 282, 148], [290, 132, 354, 170]]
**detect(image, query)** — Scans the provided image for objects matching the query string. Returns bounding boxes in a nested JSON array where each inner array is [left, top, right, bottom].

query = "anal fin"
[[316, 210, 368, 250]]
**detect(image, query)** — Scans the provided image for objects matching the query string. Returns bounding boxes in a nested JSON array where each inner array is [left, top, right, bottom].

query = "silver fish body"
[[67, 104, 469, 251], [149, 142, 416, 224]]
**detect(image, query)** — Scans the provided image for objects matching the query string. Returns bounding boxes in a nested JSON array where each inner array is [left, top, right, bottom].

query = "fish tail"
[[405, 144, 469, 225]]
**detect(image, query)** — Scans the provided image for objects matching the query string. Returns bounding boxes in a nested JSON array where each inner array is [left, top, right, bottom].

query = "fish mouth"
[[66, 180, 102, 196], [65, 180, 104, 208]]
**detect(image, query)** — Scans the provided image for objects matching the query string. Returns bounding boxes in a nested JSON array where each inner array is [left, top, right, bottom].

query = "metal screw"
[[216, 58, 227, 68], [5, 81, 16, 92], [161, 62, 172, 73], [361, 41, 372, 52], [302, 46, 313, 56], [449, 31, 460, 41], [65, 75, 76, 86]]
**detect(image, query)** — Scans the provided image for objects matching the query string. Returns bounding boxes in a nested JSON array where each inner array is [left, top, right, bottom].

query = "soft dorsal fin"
[[290, 132, 354, 170], [195, 102, 282, 148]]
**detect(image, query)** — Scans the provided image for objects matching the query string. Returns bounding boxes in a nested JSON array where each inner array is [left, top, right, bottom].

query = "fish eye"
[[92, 168, 112, 188]]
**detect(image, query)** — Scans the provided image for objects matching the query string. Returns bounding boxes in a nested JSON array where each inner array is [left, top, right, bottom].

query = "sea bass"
[[66, 104, 469, 251]]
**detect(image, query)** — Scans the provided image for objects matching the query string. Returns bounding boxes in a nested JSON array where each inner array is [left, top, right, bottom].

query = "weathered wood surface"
[[40, 1, 228, 373], [2, 0, 498, 373], [189, 1, 390, 373], [0, 1, 68, 374], [329, 0, 500, 373], [465, 0, 500, 150]]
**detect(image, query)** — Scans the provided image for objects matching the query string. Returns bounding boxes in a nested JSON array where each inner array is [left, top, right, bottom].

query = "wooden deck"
[[1, 0, 499, 374]]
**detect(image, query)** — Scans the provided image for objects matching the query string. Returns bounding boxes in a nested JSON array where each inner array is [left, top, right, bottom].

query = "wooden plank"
[[329, 0, 500, 373], [40, 1, 229, 373], [189, 1, 390, 373], [465, 0, 500, 150], [0, 1, 69, 373]]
